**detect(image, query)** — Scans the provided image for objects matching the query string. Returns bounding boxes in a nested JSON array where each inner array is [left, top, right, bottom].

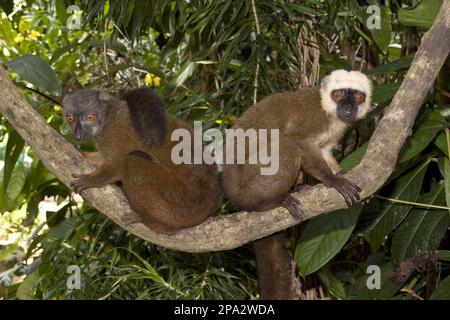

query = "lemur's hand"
[[70, 173, 96, 193]]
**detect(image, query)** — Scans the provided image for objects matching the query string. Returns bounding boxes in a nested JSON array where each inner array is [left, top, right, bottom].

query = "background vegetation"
[[0, 0, 449, 300]]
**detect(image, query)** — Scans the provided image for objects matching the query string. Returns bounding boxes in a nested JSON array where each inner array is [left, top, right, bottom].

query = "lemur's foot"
[[282, 194, 304, 220], [324, 175, 361, 207]]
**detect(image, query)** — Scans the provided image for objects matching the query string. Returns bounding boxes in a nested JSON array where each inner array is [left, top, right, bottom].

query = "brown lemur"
[[222, 70, 373, 299], [63, 88, 220, 234]]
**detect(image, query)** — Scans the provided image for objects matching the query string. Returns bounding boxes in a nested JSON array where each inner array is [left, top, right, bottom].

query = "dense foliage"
[[0, 0, 449, 300]]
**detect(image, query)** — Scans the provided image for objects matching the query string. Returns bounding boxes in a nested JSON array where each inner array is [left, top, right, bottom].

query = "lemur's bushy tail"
[[124, 88, 167, 146]]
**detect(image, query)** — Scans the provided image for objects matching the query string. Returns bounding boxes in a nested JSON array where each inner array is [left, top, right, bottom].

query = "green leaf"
[[0, 15, 15, 45], [435, 132, 449, 157], [367, 54, 414, 75], [128, 249, 166, 285], [6, 162, 26, 200], [50, 43, 78, 64], [430, 276, 450, 300], [398, 111, 445, 162], [45, 217, 79, 242], [3, 55, 61, 95], [195, 60, 217, 65], [445, 159, 450, 210], [437, 250, 450, 261], [3, 130, 25, 192], [391, 182, 450, 263], [350, 263, 404, 300], [175, 62, 197, 87], [16, 269, 40, 300], [54, 0, 68, 25], [318, 268, 347, 300], [295, 205, 362, 277], [398, 0, 442, 29], [123, 0, 136, 27], [367, 5, 392, 53], [372, 83, 400, 104], [340, 142, 369, 172], [364, 160, 429, 252], [289, 3, 324, 16]]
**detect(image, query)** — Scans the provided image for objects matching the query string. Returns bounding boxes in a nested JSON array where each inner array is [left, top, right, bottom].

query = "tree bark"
[[0, 1, 449, 253]]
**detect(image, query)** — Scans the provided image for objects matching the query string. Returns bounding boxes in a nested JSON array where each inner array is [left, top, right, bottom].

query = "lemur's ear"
[[320, 75, 330, 90], [98, 91, 113, 102]]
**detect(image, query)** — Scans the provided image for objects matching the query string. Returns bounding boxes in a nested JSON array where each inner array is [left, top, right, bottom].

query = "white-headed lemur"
[[222, 70, 373, 299]]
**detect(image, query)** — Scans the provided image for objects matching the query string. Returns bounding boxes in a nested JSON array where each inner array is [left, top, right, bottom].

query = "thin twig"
[[19, 85, 61, 105], [103, 20, 111, 84], [375, 195, 450, 211], [251, 0, 261, 104]]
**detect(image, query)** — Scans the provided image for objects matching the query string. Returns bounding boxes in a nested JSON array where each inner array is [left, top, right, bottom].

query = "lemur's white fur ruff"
[[320, 69, 373, 120]]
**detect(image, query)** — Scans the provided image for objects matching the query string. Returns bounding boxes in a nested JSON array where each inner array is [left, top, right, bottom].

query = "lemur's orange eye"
[[66, 115, 74, 124], [331, 90, 342, 101], [356, 92, 366, 104], [86, 113, 95, 121]]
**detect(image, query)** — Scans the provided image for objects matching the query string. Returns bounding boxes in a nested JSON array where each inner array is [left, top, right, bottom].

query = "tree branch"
[[0, 1, 449, 253]]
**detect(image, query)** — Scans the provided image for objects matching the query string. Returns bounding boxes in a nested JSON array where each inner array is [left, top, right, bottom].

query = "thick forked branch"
[[0, 1, 449, 252]]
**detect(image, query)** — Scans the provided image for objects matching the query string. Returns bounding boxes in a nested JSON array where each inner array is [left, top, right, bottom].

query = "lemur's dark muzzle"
[[337, 93, 357, 122]]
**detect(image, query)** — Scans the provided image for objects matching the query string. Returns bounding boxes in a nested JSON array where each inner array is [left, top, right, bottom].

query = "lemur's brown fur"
[[64, 88, 220, 234], [223, 70, 372, 299]]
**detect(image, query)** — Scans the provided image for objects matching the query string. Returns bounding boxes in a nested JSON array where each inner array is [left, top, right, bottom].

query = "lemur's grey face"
[[320, 70, 373, 123], [62, 89, 112, 141]]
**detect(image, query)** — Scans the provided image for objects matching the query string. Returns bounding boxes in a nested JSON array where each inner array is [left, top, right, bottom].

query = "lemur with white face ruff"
[[222, 70, 373, 299]]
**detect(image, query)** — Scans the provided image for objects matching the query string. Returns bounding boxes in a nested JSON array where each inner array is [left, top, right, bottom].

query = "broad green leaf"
[[372, 83, 400, 104], [318, 268, 347, 300], [16, 269, 40, 300], [295, 205, 362, 277], [364, 160, 429, 252], [50, 43, 78, 64], [349, 263, 404, 300], [3, 130, 25, 192], [44, 217, 79, 243], [398, 111, 445, 162], [398, 0, 442, 29], [391, 182, 450, 263], [367, 5, 392, 53], [435, 132, 449, 157], [430, 276, 450, 300], [54, 0, 67, 25], [340, 142, 368, 172], [3, 55, 61, 95], [367, 54, 414, 75], [6, 162, 26, 200], [123, 0, 136, 27]]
